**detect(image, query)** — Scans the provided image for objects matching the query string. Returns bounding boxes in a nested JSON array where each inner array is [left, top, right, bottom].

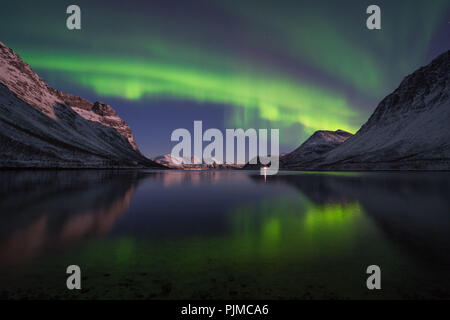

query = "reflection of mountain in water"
[[0, 170, 141, 268], [252, 173, 356, 205], [145, 170, 229, 187], [256, 173, 450, 266]]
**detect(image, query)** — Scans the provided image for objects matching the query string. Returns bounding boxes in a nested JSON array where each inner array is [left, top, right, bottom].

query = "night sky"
[[1, 0, 449, 157]]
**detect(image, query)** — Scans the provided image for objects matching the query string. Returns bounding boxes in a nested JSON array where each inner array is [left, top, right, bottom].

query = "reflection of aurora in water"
[[58, 195, 372, 286], [43, 194, 398, 300], [229, 196, 365, 260], [2, 170, 450, 299], [73, 196, 366, 268]]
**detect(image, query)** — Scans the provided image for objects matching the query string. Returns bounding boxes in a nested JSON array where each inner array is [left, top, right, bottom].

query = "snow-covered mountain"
[[0, 41, 162, 168], [280, 130, 353, 169], [316, 50, 450, 170], [153, 154, 243, 169], [257, 50, 449, 171]]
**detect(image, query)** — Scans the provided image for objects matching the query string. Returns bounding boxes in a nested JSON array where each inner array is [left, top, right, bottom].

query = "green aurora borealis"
[[20, 51, 358, 133], [1, 0, 449, 153]]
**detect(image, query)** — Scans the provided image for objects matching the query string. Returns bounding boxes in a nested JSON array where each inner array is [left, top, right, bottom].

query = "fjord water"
[[1, 170, 450, 299]]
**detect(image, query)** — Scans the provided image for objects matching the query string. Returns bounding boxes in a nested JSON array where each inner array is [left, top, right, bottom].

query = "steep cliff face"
[[0, 41, 161, 168], [281, 130, 353, 169], [318, 50, 450, 170], [56, 93, 139, 150]]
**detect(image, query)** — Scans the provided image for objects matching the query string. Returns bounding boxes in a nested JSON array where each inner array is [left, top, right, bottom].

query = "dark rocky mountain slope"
[[280, 50, 449, 171], [281, 130, 353, 169], [318, 50, 450, 170]]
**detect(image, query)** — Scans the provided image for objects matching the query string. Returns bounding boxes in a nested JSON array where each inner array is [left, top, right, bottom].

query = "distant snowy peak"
[[0, 41, 138, 150], [153, 154, 191, 168], [153, 154, 243, 169]]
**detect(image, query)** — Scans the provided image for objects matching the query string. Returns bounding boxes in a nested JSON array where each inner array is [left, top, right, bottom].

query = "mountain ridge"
[[281, 50, 450, 171], [0, 41, 162, 168]]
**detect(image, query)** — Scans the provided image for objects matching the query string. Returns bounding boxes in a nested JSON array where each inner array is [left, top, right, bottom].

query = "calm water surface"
[[1, 170, 450, 299]]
